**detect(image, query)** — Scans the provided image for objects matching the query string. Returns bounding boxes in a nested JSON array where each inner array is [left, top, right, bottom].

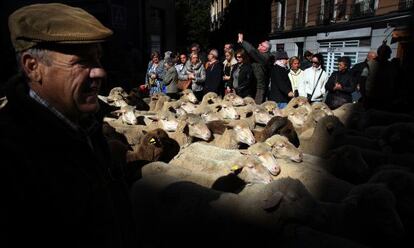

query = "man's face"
[[35, 45, 105, 121], [190, 55, 199, 64], [311, 57, 320, 68], [338, 61, 347, 72], [257, 42, 269, 53], [224, 44, 232, 52]]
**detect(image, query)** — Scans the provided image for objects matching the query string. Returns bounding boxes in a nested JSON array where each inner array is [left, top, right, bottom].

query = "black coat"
[[204, 61, 224, 95], [232, 63, 255, 98], [325, 70, 355, 109], [269, 64, 292, 103], [0, 74, 136, 248]]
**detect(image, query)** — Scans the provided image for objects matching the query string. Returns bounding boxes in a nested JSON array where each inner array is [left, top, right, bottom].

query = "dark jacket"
[[325, 70, 355, 109], [269, 64, 292, 103], [232, 63, 255, 98], [0, 74, 136, 248], [300, 59, 312, 70], [241, 41, 271, 90], [204, 60, 223, 95]]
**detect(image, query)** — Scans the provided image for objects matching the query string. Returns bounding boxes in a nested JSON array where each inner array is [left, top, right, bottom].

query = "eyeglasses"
[[236, 55, 242, 58], [311, 61, 320, 65]]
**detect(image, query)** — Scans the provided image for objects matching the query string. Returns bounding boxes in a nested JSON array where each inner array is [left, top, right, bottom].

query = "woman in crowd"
[[178, 53, 206, 101], [222, 49, 238, 94], [300, 53, 329, 103], [288, 56, 305, 97], [145, 51, 164, 95], [232, 49, 254, 98], [163, 58, 179, 100], [269, 50, 293, 109], [325, 56, 355, 109], [175, 53, 187, 74], [204, 49, 223, 95]]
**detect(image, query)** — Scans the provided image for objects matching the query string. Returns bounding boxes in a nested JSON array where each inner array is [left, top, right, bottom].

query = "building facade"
[[269, 0, 412, 75]]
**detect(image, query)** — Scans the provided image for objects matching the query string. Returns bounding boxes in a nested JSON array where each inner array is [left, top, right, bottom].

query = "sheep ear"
[[168, 106, 177, 113], [262, 192, 284, 211], [246, 111, 253, 118], [230, 165, 243, 175], [142, 130, 148, 135], [183, 123, 190, 135], [215, 105, 222, 112]]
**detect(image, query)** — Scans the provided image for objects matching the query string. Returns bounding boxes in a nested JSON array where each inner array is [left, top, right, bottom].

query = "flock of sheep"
[[98, 87, 414, 247]]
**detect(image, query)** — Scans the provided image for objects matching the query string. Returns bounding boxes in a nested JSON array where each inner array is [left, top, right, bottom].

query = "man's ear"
[[21, 53, 42, 83]]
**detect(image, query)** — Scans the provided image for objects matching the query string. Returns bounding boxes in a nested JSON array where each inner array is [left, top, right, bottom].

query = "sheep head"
[[230, 155, 273, 184], [201, 92, 220, 105], [246, 143, 280, 176], [265, 135, 303, 162], [180, 114, 211, 141], [223, 93, 245, 106], [215, 103, 240, 120], [243, 96, 256, 106], [311, 102, 334, 122], [260, 101, 278, 114], [254, 106, 272, 125], [180, 101, 198, 114], [229, 119, 255, 145], [180, 89, 198, 103]]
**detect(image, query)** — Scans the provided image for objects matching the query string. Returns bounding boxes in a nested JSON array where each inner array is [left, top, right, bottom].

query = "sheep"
[[148, 93, 170, 111], [260, 100, 278, 114], [235, 105, 271, 130], [222, 92, 245, 106], [179, 89, 198, 103], [299, 115, 344, 157], [200, 91, 221, 106], [142, 153, 273, 190], [243, 96, 256, 106], [179, 101, 199, 114], [369, 170, 414, 238], [378, 122, 414, 154], [324, 145, 414, 184], [125, 89, 150, 111], [331, 127, 381, 150], [265, 134, 303, 162], [211, 102, 240, 120], [310, 102, 334, 122], [144, 111, 179, 132], [168, 114, 211, 147], [287, 106, 316, 137], [331, 102, 364, 127], [106, 105, 138, 125], [97, 95, 128, 108], [271, 155, 352, 202], [131, 175, 402, 247], [283, 96, 312, 116], [211, 119, 255, 149], [253, 116, 299, 147], [126, 128, 179, 163], [246, 142, 280, 176]]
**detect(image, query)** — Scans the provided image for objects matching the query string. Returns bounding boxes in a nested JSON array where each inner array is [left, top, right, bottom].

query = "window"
[[319, 40, 361, 75]]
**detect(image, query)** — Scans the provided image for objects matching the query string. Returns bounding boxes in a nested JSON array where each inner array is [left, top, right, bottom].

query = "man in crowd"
[[301, 50, 313, 70], [1, 3, 136, 247], [237, 33, 271, 104]]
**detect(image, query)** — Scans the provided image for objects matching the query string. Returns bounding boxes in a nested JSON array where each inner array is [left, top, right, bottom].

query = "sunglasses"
[[236, 55, 242, 58], [311, 61, 320, 64]]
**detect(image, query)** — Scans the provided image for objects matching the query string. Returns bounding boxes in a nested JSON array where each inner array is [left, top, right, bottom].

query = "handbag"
[[177, 79, 192, 90]]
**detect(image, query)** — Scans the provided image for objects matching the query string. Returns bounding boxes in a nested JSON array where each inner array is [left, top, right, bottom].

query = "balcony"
[[399, 0, 413, 10], [316, 1, 376, 25], [350, 1, 375, 19]]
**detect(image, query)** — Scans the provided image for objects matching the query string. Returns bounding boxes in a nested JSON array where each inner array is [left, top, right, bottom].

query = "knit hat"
[[274, 50, 289, 60]]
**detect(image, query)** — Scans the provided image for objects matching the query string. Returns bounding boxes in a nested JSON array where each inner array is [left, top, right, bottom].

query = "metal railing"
[[399, 0, 414, 10]]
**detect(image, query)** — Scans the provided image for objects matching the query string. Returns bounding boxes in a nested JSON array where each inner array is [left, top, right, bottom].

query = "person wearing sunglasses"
[[301, 53, 329, 103], [231, 49, 255, 98]]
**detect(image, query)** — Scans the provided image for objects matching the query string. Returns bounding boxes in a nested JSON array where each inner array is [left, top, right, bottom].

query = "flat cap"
[[9, 3, 113, 52]]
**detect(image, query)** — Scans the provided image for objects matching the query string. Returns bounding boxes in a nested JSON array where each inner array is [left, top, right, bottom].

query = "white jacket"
[[299, 66, 329, 102], [288, 69, 305, 95]]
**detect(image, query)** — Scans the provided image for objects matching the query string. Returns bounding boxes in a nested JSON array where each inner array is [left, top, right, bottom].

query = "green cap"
[[8, 3, 113, 52]]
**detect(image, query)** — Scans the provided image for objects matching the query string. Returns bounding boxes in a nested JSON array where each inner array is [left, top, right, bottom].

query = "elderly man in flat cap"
[[1, 4, 136, 247]]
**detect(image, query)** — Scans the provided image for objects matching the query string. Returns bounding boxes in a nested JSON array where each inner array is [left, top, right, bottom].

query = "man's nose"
[[90, 67, 106, 79]]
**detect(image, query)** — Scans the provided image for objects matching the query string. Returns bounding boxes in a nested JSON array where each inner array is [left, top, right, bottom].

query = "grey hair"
[[262, 41, 270, 52], [209, 49, 219, 59], [16, 48, 51, 73]]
